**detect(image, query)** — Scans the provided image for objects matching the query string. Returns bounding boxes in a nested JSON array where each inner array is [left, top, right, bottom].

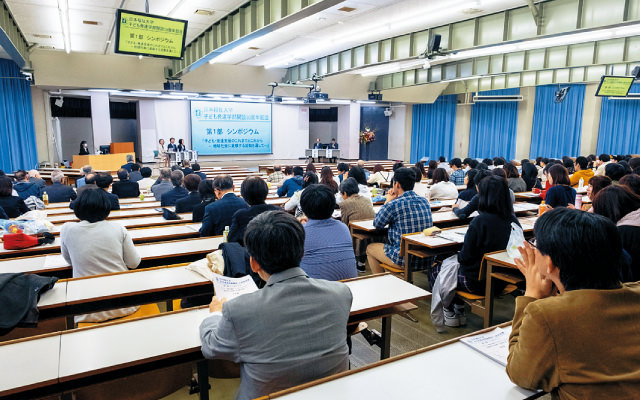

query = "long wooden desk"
[[50, 214, 193, 234], [0, 224, 202, 259], [45, 201, 162, 215], [482, 250, 521, 328], [46, 196, 158, 209], [2, 274, 430, 400], [0, 236, 218, 277], [265, 324, 539, 400]]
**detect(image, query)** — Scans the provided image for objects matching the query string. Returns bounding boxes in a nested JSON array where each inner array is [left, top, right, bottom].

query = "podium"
[[110, 142, 134, 154], [73, 153, 135, 172]]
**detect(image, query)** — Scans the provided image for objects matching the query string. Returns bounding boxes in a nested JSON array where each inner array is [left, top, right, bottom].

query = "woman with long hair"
[[320, 166, 338, 194]]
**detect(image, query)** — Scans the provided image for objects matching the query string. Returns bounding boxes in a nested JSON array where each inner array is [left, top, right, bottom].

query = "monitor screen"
[[190, 101, 273, 155], [115, 9, 187, 59], [595, 76, 635, 97]]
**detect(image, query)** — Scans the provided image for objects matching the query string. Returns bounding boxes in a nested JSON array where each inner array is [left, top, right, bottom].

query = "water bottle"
[[538, 200, 547, 216], [578, 177, 584, 190], [139, 191, 145, 201], [43, 191, 49, 206], [223, 226, 230, 242], [575, 194, 583, 209]]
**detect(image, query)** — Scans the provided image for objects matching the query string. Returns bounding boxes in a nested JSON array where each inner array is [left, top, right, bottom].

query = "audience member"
[[191, 163, 207, 181], [428, 168, 458, 200], [605, 163, 626, 184], [426, 160, 437, 179], [453, 169, 492, 219], [449, 158, 465, 185], [180, 160, 193, 176], [520, 162, 541, 191], [228, 177, 277, 246], [200, 210, 352, 400], [569, 156, 593, 187], [93, 173, 120, 210], [129, 163, 143, 182], [620, 174, 640, 196], [562, 158, 575, 175], [175, 174, 202, 214], [277, 166, 304, 197], [28, 169, 46, 189], [411, 166, 429, 197], [320, 166, 338, 194], [76, 173, 97, 197], [336, 166, 371, 205], [357, 160, 370, 179], [334, 163, 350, 184], [137, 167, 155, 192], [267, 165, 284, 183], [61, 188, 141, 323], [76, 165, 93, 188], [112, 169, 140, 199], [338, 177, 375, 271], [393, 161, 405, 172], [414, 161, 427, 179], [284, 172, 318, 217], [366, 168, 432, 273], [151, 168, 173, 201], [507, 208, 640, 399], [629, 157, 640, 175], [504, 163, 526, 192], [13, 170, 41, 200], [306, 162, 317, 174], [367, 164, 393, 187], [299, 184, 357, 280], [45, 170, 77, 203], [160, 170, 189, 207], [192, 179, 215, 223], [594, 153, 611, 176], [458, 169, 478, 202], [545, 164, 576, 208], [0, 176, 29, 217], [200, 175, 248, 237], [120, 154, 135, 172]]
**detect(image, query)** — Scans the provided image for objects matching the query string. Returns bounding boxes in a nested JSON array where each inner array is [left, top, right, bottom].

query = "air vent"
[[195, 9, 215, 16], [83, 20, 99, 25], [338, 6, 356, 12], [33, 33, 52, 39]]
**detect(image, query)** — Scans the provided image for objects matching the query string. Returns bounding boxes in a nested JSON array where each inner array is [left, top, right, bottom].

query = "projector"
[[307, 91, 328, 101]]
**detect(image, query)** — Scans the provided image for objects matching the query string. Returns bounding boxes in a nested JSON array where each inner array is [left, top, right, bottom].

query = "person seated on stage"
[[458, 169, 478, 202], [93, 172, 120, 210], [79, 140, 90, 155], [151, 168, 173, 202], [61, 188, 141, 323], [428, 168, 458, 201], [338, 178, 375, 272], [28, 169, 46, 189], [267, 164, 285, 183], [129, 163, 143, 182], [299, 184, 357, 281], [277, 166, 304, 198], [200, 175, 248, 237], [167, 137, 178, 152], [13, 170, 42, 200], [336, 166, 371, 206], [506, 208, 640, 399], [200, 210, 352, 400], [76, 165, 93, 188], [276, 166, 293, 188], [312, 137, 322, 149], [192, 179, 215, 223], [504, 162, 527, 193], [112, 169, 141, 199], [160, 170, 189, 207], [175, 174, 202, 214], [191, 163, 206, 181], [0, 176, 29, 218], [605, 163, 627, 184], [45, 170, 77, 203], [120, 154, 135, 173], [228, 177, 278, 246], [284, 171, 318, 217], [449, 158, 465, 186], [620, 173, 640, 196], [366, 168, 433, 274], [329, 138, 339, 149], [181, 160, 193, 176], [136, 167, 155, 192], [334, 162, 350, 185], [592, 185, 640, 282], [357, 160, 370, 179], [431, 176, 521, 327], [177, 138, 186, 152], [367, 164, 393, 187], [544, 164, 576, 209]]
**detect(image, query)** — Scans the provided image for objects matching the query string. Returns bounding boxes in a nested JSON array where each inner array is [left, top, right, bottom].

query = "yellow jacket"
[[569, 169, 594, 187]]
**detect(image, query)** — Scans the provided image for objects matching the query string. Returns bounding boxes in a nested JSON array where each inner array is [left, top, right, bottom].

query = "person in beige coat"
[[339, 177, 375, 272]]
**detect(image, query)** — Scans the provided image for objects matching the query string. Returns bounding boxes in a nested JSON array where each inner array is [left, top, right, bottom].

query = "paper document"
[[435, 230, 466, 243], [455, 199, 469, 208], [212, 275, 258, 301], [43, 254, 68, 269], [460, 326, 511, 366]]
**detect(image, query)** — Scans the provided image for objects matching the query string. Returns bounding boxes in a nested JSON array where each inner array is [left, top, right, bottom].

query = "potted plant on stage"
[[359, 128, 376, 161]]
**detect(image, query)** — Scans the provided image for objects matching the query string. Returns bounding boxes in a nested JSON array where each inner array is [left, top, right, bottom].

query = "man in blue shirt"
[[366, 168, 432, 274], [277, 166, 304, 197], [298, 184, 357, 281], [200, 175, 248, 237], [449, 158, 465, 186], [76, 165, 93, 188]]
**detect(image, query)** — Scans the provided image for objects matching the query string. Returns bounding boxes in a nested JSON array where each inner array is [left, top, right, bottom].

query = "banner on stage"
[[312, 149, 318, 158], [326, 149, 332, 158], [190, 101, 272, 155]]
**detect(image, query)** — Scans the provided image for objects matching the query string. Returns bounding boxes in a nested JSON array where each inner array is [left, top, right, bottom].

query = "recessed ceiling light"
[[338, 6, 356, 12], [33, 34, 52, 39], [195, 9, 215, 16], [82, 20, 99, 25]]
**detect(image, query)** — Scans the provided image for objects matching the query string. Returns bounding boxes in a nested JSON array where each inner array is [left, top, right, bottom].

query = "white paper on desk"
[[212, 275, 258, 301], [460, 327, 510, 366], [455, 198, 469, 208], [332, 210, 341, 219], [43, 254, 67, 269], [437, 230, 465, 243], [469, 211, 479, 217]]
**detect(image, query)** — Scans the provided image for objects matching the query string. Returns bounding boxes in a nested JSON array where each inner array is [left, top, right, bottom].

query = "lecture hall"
[[1, 0, 640, 399]]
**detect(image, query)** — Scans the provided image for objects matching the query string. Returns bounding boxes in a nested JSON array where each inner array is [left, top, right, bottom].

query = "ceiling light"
[[138, 55, 143, 60], [89, 89, 121, 93], [195, 9, 215, 16], [82, 20, 99, 25], [57, 0, 71, 54], [240, 95, 265, 100], [130, 90, 161, 95], [357, 100, 377, 104], [171, 92, 199, 97], [282, 97, 298, 101], [330, 99, 351, 104]]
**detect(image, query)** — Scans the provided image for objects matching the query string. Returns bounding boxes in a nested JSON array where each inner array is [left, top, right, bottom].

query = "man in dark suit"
[[120, 155, 135, 172], [199, 175, 248, 237], [191, 163, 207, 181], [175, 174, 202, 213], [181, 160, 193, 176], [329, 138, 339, 149], [227, 177, 277, 246], [112, 169, 140, 199], [76, 173, 97, 197], [160, 170, 189, 207], [167, 137, 178, 152], [72, 173, 119, 210], [45, 170, 77, 203], [28, 170, 46, 189], [129, 164, 143, 182], [312, 138, 322, 149]]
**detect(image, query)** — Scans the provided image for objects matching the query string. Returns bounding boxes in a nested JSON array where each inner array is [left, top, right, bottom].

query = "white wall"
[[309, 121, 338, 147], [388, 105, 407, 161], [337, 104, 360, 160], [90, 92, 112, 148]]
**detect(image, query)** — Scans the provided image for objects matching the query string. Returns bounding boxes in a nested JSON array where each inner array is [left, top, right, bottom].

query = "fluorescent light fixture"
[[358, 59, 426, 77], [159, 94, 189, 100], [357, 100, 377, 104], [57, 0, 71, 54], [205, 94, 235, 99], [88, 89, 121, 93], [330, 99, 352, 104], [129, 91, 161, 95], [240, 95, 265, 100], [282, 97, 299, 101], [170, 92, 199, 97], [441, 75, 484, 83]]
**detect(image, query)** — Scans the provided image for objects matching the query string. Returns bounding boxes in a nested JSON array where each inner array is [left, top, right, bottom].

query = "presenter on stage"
[[329, 138, 339, 149], [177, 139, 186, 152], [79, 141, 90, 155], [167, 137, 178, 152], [313, 138, 323, 149], [158, 139, 169, 167]]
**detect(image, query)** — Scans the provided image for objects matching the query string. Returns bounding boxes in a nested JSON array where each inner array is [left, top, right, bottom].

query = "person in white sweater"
[[367, 164, 394, 187], [60, 188, 141, 323], [428, 168, 459, 200]]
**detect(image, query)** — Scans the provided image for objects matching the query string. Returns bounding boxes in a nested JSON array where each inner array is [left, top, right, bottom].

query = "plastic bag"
[[506, 222, 525, 260], [0, 219, 52, 236]]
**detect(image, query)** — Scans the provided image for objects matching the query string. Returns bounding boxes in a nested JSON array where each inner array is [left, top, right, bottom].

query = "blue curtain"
[[468, 88, 519, 160], [410, 95, 457, 163], [596, 83, 640, 155], [529, 84, 585, 159], [0, 59, 38, 172]]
